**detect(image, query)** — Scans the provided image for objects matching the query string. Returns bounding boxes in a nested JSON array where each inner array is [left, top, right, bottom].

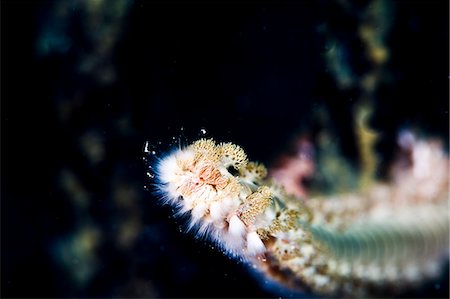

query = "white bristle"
[[300, 244, 315, 258], [209, 201, 223, 222], [181, 195, 195, 211], [158, 153, 181, 184], [229, 215, 246, 237], [314, 275, 329, 287], [246, 231, 266, 255], [192, 201, 208, 221], [176, 149, 195, 163]]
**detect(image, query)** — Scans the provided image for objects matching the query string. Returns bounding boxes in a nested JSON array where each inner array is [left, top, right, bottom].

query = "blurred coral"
[[270, 136, 315, 198]]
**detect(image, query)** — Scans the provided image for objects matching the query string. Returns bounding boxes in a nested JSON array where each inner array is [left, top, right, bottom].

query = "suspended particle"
[[144, 141, 158, 155], [143, 141, 150, 153]]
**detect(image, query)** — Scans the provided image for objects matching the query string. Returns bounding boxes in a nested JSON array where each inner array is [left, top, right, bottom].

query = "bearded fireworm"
[[151, 136, 448, 297]]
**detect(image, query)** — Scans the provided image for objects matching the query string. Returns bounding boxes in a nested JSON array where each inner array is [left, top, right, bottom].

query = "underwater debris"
[[153, 133, 449, 297]]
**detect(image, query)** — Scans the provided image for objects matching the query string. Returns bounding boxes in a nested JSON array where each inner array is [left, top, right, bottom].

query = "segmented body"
[[260, 189, 448, 297], [154, 137, 449, 297]]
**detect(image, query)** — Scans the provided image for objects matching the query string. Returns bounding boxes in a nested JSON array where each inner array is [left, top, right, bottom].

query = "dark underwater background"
[[2, 0, 448, 298]]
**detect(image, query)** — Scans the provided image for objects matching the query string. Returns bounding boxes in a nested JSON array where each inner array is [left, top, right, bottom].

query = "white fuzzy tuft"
[[158, 152, 181, 184], [157, 150, 185, 201], [229, 215, 247, 237], [157, 149, 198, 203], [246, 231, 266, 255], [181, 195, 195, 212], [192, 201, 208, 222], [209, 201, 224, 222]]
